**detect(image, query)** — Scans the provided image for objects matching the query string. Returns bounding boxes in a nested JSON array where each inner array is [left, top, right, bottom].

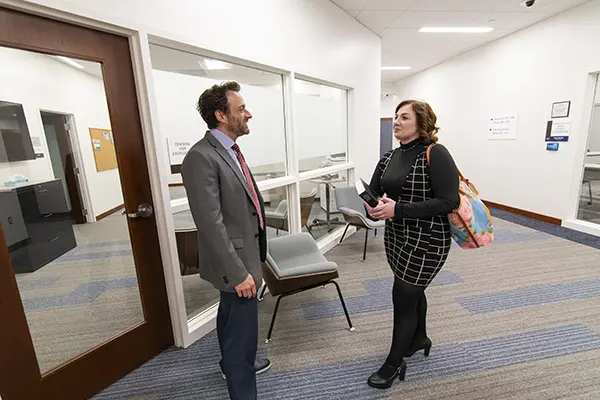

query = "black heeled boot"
[[404, 337, 432, 357], [367, 360, 407, 389]]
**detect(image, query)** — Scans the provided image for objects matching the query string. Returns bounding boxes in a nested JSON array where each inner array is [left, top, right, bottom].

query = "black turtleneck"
[[369, 138, 460, 220]]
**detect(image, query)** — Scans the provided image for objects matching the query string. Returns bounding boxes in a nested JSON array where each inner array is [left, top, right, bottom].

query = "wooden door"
[[0, 6, 173, 400]]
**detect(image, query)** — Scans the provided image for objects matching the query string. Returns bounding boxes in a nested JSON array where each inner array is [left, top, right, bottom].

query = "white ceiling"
[[331, 0, 590, 84]]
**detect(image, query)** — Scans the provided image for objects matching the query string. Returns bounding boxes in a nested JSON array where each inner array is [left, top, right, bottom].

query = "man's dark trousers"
[[218, 290, 258, 400]]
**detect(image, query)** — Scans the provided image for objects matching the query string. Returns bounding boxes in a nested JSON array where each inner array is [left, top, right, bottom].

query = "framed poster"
[[551, 101, 570, 118]]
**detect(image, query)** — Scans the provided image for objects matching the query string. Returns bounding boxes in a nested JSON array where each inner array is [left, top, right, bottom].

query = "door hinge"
[[74, 167, 80, 174], [83, 208, 88, 216]]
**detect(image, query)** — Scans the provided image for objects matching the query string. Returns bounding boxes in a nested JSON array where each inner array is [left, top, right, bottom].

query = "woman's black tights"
[[385, 278, 427, 367]]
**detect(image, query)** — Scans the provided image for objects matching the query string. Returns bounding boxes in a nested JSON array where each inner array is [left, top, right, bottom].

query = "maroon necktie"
[[231, 143, 264, 229]]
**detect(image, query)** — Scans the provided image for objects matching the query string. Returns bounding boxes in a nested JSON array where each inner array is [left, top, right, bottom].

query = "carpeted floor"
[[93, 210, 600, 400]]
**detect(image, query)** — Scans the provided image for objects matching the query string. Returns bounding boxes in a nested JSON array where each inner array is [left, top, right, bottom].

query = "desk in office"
[[308, 177, 346, 232]]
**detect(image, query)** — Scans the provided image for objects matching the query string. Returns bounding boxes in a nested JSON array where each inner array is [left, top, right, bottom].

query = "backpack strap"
[[426, 143, 470, 189], [426, 143, 435, 166]]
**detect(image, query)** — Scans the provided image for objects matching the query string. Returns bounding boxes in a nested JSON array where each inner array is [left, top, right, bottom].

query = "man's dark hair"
[[196, 81, 241, 129]]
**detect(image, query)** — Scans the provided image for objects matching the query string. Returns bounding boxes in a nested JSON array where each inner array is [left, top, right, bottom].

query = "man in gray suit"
[[181, 81, 270, 400]]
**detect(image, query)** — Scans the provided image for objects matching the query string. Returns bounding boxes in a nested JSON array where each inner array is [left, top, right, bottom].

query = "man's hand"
[[235, 274, 256, 299]]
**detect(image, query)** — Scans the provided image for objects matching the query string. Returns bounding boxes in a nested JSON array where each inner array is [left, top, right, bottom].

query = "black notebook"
[[355, 178, 380, 208]]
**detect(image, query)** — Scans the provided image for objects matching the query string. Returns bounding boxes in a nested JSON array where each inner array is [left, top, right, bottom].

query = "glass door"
[[0, 7, 172, 400]]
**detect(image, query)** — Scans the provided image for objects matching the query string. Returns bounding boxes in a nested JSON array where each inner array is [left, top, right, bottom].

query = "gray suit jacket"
[[181, 131, 267, 292]]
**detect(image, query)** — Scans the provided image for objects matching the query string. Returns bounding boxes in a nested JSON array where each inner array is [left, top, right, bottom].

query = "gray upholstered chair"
[[258, 232, 354, 343], [264, 188, 318, 236], [264, 199, 288, 234], [334, 186, 385, 261]]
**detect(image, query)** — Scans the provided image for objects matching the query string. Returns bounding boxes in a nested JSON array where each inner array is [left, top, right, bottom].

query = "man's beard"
[[232, 119, 249, 135]]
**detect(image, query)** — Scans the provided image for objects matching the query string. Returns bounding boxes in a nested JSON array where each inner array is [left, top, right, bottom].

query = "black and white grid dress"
[[369, 138, 460, 287]]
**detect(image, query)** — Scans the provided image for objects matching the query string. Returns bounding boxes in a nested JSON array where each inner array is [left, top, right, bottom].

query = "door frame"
[[39, 110, 88, 224], [0, 6, 173, 400]]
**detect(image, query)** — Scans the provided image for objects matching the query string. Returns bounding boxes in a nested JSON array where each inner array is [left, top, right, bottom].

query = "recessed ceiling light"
[[54, 56, 84, 69], [381, 66, 411, 70], [419, 27, 494, 33], [200, 58, 233, 70]]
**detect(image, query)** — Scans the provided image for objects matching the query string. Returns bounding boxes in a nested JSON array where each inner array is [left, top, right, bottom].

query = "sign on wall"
[[31, 136, 44, 158], [489, 113, 518, 140], [545, 119, 571, 142], [167, 137, 192, 170]]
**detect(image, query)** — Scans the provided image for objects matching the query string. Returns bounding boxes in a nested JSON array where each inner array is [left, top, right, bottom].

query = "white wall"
[[394, 0, 600, 220], [18, 0, 382, 187], [380, 95, 395, 118], [0, 46, 122, 217], [381, 83, 399, 118]]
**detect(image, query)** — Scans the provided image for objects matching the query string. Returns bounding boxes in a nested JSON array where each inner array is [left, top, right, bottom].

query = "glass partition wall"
[[150, 44, 290, 320], [148, 43, 352, 345], [577, 74, 600, 225]]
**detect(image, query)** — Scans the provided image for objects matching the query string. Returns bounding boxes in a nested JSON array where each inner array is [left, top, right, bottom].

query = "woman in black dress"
[[365, 99, 460, 389]]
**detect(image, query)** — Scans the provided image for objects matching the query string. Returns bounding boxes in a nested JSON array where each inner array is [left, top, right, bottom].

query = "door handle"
[[124, 203, 153, 219]]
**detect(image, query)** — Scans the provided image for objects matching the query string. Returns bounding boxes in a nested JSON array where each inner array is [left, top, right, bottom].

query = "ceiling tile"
[[365, 0, 589, 84], [345, 9, 362, 17], [331, 0, 371, 10], [388, 10, 485, 29], [455, 0, 512, 12], [357, 10, 404, 32], [364, 0, 416, 11], [500, 11, 551, 30], [381, 69, 414, 83], [535, 0, 590, 14], [493, 0, 554, 12], [410, 0, 465, 11], [470, 11, 525, 27]]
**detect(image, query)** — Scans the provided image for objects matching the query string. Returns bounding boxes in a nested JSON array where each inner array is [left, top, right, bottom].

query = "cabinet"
[[0, 179, 76, 273]]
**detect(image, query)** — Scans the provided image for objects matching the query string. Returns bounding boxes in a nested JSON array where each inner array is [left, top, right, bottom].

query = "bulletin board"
[[89, 128, 117, 172]]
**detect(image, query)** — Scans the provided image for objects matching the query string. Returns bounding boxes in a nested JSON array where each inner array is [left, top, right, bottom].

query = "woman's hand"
[[369, 197, 396, 220]]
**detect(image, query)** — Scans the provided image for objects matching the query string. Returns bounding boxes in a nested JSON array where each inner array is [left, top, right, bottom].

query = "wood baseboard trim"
[[96, 204, 125, 221], [483, 200, 562, 226], [168, 183, 184, 187]]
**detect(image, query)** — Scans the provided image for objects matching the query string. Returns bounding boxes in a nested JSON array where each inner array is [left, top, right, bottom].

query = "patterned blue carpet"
[[93, 209, 600, 399]]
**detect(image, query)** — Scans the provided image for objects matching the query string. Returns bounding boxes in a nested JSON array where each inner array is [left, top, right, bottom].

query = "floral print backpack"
[[427, 144, 494, 249]]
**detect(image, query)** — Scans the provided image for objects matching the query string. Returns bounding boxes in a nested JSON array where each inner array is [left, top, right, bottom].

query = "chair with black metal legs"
[[583, 178, 593, 205], [334, 187, 385, 261], [258, 232, 355, 343]]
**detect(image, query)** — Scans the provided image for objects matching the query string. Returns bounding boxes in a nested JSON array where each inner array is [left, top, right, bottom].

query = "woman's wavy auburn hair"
[[395, 99, 440, 143]]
